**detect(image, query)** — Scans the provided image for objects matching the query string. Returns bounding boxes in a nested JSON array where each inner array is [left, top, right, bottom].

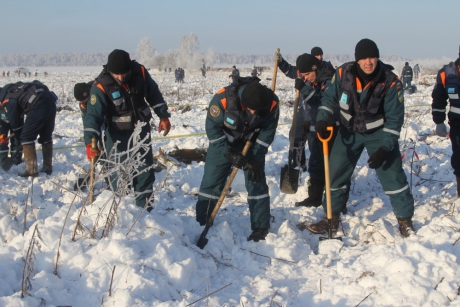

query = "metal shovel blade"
[[280, 164, 299, 194], [1, 157, 14, 172]]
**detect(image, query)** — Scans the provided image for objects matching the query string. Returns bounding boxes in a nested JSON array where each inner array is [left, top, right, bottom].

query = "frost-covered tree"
[[179, 33, 200, 69], [204, 48, 214, 70], [164, 50, 179, 69], [135, 37, 155, 66]]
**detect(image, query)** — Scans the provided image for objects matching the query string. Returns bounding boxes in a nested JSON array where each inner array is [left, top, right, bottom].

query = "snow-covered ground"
[[0, 66, 459, 307]]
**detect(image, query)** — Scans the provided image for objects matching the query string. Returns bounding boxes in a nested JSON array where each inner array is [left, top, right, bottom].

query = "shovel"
[[2, 145, 22, 172], [1, 133, 21, 172], [318, 126, 342, 242], [89, 137, 98, 204], [280, 89, 301, 194], [271, 48, 280, 92], [197, 140, 252, 249]]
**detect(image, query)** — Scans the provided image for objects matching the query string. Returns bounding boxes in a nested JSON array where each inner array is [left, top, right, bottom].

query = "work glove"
[[303, 121, 311, 134], [158, 117, 171, 136], [315, 120, 330, 139], [86, 143, 100, 161], [367, 147, 388, 169], [224, 149, 249, 170], [247, 159, 263, 182], [435, 123, 447, 137], [274, 52, 283, 63], [295, 78, 305, 91], [0, 134, 8, 145]]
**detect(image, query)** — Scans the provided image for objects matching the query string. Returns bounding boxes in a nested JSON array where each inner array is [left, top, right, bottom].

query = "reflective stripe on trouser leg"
[[195, 146, 233, 224], [373, 146, 414, 219], [244, 161, 270, 230]]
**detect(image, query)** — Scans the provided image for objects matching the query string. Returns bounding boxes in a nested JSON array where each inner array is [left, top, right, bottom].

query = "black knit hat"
[[405, 62, 409, 66], [241, 83, 269, 110], [107, 49, 132, 74], [74, 82, 91, 101], [311, 47, 323, 56], [296, 53, 320, 73], [355, 39, 380, 61]]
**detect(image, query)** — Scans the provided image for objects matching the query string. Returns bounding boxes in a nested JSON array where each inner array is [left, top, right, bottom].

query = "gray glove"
[[435, 123, 447, 137], [274, 52, 283, 63]]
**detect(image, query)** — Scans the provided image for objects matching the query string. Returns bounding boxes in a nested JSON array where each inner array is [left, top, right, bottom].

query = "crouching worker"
[[0, 81, 57, 177], [195, 77, 279, 242]]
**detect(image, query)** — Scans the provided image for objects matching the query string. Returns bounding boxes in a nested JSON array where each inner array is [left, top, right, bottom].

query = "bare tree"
[[179, 32, 200, 69], [135, 37, 156, 67]]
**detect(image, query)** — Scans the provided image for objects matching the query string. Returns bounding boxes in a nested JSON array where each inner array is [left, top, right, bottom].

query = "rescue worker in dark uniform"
[[306, 39, 415, 238], [74, 81, 93, 122], [83, 49, 171, 209], [195, 77, 279, 242], [0, 81, 57, 177], [251, 66, 258, 77], [413, 64, 420, 79], [274, 50, 346, 209], [401, 62, 413, 91], [0, 89, 23, 167], [229, 66, 240, 84], [431, 54, 460, 196]]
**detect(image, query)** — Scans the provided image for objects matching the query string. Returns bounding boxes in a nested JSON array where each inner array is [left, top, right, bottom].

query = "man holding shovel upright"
[[307, 39, 415, 238], [195, 77, 279, 242], [275, 51, 346, 208]]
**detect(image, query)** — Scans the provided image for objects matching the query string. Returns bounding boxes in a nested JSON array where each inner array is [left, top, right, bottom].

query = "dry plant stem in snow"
[[53, 192, 79, 276], [21, 224, 44, 298]]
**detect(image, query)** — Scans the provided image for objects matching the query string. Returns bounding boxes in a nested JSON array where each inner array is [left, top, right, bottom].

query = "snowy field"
[[0, 65, 459, 307]]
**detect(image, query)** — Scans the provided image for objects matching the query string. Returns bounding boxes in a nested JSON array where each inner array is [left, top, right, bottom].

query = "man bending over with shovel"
[[306, 39, 415, 238], [195, 77, 279, 242]]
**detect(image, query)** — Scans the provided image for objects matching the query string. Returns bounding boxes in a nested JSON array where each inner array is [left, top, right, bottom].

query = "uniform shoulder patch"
[[209, 105, 220, 117], [90, 94, 97, 105]]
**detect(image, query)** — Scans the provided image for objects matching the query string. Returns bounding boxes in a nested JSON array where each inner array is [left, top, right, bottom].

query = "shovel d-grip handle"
[[317, 126, 334, 155]]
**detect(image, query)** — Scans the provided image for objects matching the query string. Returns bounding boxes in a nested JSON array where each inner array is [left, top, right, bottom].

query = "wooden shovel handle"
[[271, 48, 280, 92], [89, 137, 97, 204]]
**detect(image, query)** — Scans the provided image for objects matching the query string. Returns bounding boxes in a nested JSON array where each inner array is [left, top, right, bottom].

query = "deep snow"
[[0, 65, 459, 306]]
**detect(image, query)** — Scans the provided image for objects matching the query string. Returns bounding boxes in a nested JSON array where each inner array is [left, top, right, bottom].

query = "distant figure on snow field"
[[401, 62, 413, 91], [229, 65, 240, 84], [413, 63, 420, 79]]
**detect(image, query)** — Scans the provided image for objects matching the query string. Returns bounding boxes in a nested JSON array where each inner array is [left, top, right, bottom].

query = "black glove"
[[224, 149, 249, 170], [303, 121, 311, 134], [247, 159, 263, 182], [367, 147, 388, 169], [315, 120, 330, 139], [295, 78, 305, 91]]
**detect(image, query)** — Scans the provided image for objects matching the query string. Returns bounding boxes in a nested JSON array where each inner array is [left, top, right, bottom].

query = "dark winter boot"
[[295, 180, 324, 207], [18, 144, 38, 177], [457, 176, 460, 197], [247, 228, 269, 242], [305, 213, 340, 234], [397, 217, 415, 238], [39, 142, 53, 175]]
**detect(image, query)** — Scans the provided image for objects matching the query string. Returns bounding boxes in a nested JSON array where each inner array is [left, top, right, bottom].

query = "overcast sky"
[[1, 0, 458, 60]]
